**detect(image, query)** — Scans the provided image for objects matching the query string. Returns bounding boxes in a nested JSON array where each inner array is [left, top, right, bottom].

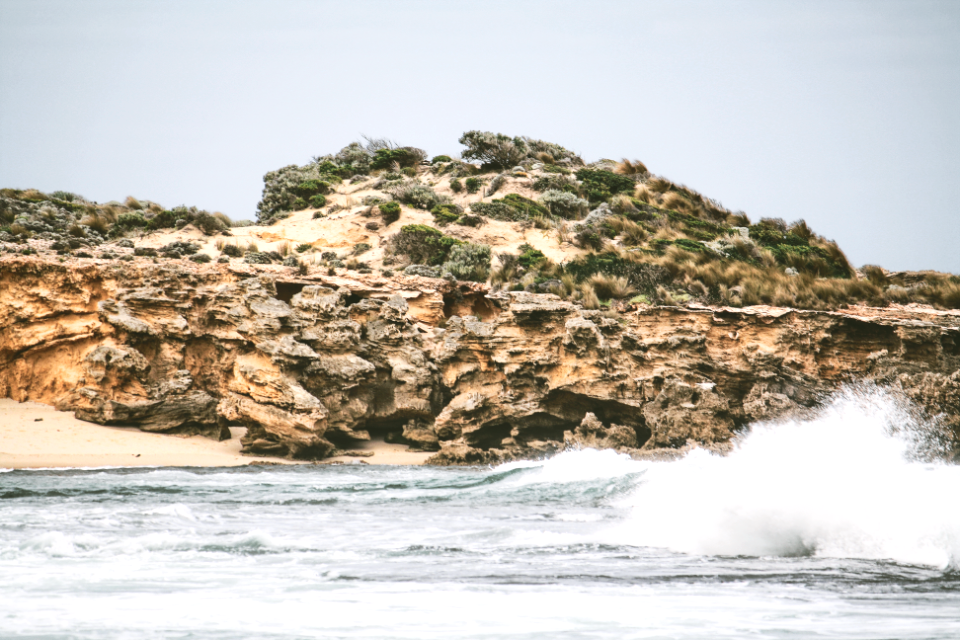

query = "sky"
[[1, 0, 958, 272]]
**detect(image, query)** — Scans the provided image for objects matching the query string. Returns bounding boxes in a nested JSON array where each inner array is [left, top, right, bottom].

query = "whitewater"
[[2, 389, 959, 639]]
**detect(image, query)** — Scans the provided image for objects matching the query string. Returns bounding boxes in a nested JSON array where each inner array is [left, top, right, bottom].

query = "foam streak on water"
[[1, 389, 959, 639]]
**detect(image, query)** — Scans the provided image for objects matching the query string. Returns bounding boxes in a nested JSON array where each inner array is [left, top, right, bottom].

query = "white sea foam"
[[607, 388, 960, 567]]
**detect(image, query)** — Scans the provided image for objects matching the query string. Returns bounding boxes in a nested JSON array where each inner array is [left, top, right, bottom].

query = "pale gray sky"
[[1, 0, 958, 272]]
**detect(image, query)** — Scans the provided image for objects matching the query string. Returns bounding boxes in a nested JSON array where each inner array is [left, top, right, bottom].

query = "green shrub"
[[309, 194, 327, 208], [191, 211, 227, 235], [450, 178, 464, 193], [379, 201, 401, 225], [465, 177, 482, 194], [575, 168, 635, 203], [538, 190, 588, 219], [295, 179, 330, 198], [114, 212, 147, 229], [370, 147, 426, 170], [431, 155, 452, 164], [353, 242, 371, 255], [532, 173, 576, 192], [222, 244, 243, 257], [442, 242, 491, 281], [470, 193, 548, 222], [296, 243, 312, 253], [256, 163, 342, 223], [391, 224, 463, 265], [574, 228, 605, 251], [517, 243, 546, 268], [386, 182, 448, 210], [431, 204, 461, 225], [458, 131, 527, 169], [190, 253, 212, 263]]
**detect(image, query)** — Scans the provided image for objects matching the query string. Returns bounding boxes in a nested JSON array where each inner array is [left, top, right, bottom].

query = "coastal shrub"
[[575, 168, 635, 203], [257, 163, 342, 224], [485, 174, 507, 196], [370, 146, 426, 170], [471, 194, 548, 222], [114, 212, 148, 230], [190, 253, 212, 264], [296, 243, 312, 253], [386, 182, 448, 210], [222, 243, 243, 257], [431, 155, 452, 164], [538, 190, 588, 219], [379, 201, 401, 225], [459, 214, 483, 227], [391, 224, 463, 265], [465, 177, 482, 194], [450, 178, 464, 193], [309, 194, 327, 208], [244, 252, 273, 264], [458, 131, 527, 169], [517, 243, 546, 269], [353, 242, 371, 256], [532, 173, 577, 193], [431, 204, 462, 225], [442, 242, 491, 282]]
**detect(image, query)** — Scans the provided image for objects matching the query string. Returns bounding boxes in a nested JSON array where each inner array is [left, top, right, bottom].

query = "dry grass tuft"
[[587, 273, 635, 299], [614, 158, 648, 176], [124, 196, 142, 210]]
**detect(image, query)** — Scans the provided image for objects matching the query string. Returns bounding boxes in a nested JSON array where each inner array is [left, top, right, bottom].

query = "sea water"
[[2, 389, 959, 639]]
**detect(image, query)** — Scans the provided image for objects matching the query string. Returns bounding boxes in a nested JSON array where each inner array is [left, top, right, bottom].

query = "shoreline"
[[0, 400, 431, 469]]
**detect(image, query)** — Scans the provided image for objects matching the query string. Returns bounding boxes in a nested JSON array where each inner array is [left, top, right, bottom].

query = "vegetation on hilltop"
[[4, 129, 958, 312]]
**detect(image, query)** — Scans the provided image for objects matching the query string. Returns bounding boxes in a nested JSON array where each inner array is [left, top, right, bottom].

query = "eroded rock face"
[[1, 256, 958, 462]]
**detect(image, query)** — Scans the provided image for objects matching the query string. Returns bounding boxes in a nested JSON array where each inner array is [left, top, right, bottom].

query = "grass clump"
[[431, 203, 462, 226]]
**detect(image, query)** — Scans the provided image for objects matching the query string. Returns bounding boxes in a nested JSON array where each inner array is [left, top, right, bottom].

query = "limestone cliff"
[[1, 255, 958, 463]]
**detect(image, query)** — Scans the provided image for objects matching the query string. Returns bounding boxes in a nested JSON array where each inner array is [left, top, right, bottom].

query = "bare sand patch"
[[0, 400, 427, 469]]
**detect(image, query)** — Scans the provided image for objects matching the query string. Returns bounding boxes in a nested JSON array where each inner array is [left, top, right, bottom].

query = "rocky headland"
[[1, 132, 958, 464]]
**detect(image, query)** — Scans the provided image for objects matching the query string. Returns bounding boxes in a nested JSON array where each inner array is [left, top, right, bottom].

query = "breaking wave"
[[590, 387, 960, 568]]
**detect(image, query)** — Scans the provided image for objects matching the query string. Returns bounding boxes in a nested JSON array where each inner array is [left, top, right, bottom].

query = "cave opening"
[[275, 282, 306, 304]]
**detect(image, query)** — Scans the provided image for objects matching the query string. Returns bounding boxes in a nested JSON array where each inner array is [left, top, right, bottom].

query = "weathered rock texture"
[[2, 256, 958, 463]]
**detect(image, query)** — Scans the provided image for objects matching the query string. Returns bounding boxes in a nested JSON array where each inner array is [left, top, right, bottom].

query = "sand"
[[0, 400, 430, 469]]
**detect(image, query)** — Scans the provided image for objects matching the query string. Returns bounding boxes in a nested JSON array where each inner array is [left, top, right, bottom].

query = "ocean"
[[2, 389, 959, 639]]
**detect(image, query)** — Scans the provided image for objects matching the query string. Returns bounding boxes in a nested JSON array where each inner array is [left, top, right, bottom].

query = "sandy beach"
[[0, 399, 430, 469]]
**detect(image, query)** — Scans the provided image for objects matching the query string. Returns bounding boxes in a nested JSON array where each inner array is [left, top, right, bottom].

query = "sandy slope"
[[134, 174, 586, 271], [0, 400, 429, 469]]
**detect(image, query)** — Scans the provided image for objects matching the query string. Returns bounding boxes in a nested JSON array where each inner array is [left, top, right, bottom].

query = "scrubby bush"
[[458, 131, 528, 169], [538, 190, 588, 219], [450, 178, 464, 193], [370, 146, 426, 170], [442, 242, 491, 282], [379, 201, 401, 225], [465, 177, 482, 194], [309, 194, 327, 209], [190, 253, 212, 264], [431, 155, 452, 164], [222, 243, 243, 257], [532, 173, 577, 193], [114, 212, 148, 230], [575, 168, 636, 204], [256, 163, 342, 224], [390, 224, 463, 265], [485, 174, 507, 196], [296, 243, 312, 253], [385, 182, 448, 210], [353, 242, 371, 255], [458, 131, 582, 169], [431, 204, 461, 225], [471, 194, 548, 222], [517, 243, 546, 268]]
